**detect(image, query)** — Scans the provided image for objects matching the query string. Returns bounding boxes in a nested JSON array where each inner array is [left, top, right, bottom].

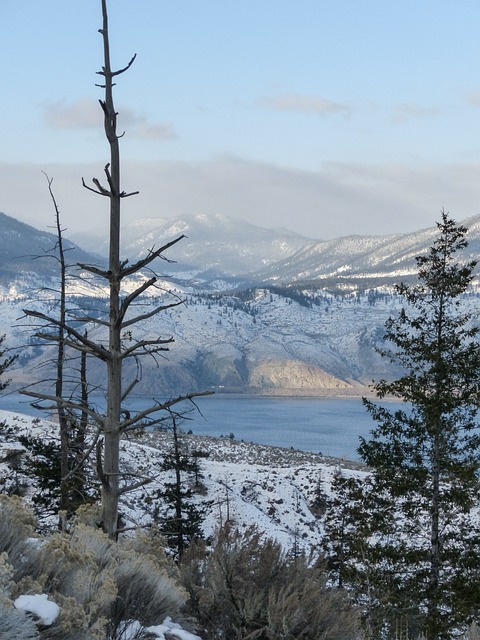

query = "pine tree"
[[358, 211, 480, 639], [156, 415, 206, 559], [323, 472, 405, 638]]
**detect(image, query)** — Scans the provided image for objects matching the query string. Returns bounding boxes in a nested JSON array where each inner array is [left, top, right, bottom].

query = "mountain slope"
[[2, 210, 480, 395], [70, 211, 480, 289], [0, 408, 365, 553], [5, 285, 415, 395], [71, 212, 312, 279], [0, 211, 103, 287], [246, 215, 480, 289]]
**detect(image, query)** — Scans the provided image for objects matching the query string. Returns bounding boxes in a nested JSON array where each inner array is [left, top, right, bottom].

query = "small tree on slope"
[[358, 211, 480, 638]]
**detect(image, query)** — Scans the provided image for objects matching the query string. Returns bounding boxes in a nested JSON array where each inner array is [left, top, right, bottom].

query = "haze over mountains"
[[71, 211, 480, 289], [1, 210, 479, 395], [3, 209, 480, 289]]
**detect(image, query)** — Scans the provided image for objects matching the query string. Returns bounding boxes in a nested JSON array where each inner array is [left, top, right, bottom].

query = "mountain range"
[[3, 209, 480, 289], [1, 210, 479, 395]]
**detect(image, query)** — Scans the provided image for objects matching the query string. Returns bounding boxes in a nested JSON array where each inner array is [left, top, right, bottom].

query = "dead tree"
[[21, 173, 89, 516], [23, 0, 210, 539], [44, 174, 69, 512]]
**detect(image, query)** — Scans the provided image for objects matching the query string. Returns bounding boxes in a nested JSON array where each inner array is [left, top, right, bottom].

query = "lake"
[[0, 393, 385, 461]]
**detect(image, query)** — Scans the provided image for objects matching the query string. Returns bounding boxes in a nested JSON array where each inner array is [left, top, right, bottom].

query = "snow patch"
[[14, 593, 60, 625]]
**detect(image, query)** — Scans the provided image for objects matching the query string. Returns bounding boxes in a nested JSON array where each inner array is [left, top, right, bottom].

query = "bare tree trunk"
[[171, 415, 185, 558], [99, 0, 123, 539], [44, 173, 70, 513]]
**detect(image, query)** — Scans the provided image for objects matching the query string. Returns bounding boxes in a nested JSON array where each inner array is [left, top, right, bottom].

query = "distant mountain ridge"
[[2, 209, 480, 395], [4, 209, 480, 290], [71, 212, 312, 280], [70, 211, 480, 289], [246, 215, 480, 290], [0, 211, 102, 287]]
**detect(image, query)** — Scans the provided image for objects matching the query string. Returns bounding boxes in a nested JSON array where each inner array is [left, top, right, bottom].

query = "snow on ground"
[[14, 594, 60, 625], [0, 407, 367, 639], [123, 617, 202, 640], [0, 408, 366, 554]]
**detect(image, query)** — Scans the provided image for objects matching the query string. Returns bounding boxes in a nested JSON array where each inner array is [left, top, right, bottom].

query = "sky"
[[2, 1, 480, 241]]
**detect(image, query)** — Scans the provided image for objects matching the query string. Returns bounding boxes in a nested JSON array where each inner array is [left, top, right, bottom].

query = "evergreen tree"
[[156, 415, 206, 559], [323, 472, 411, 638], [358, 212, 480, 639]]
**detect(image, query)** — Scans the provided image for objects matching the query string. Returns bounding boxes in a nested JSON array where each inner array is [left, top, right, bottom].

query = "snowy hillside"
[[69, 211, 480, 289], [71, 212, 311, 279], [2, 210, 480, 395], [4, 283, 399, 394], [0, 408, 365, 555], [5, 276, 480, 395]]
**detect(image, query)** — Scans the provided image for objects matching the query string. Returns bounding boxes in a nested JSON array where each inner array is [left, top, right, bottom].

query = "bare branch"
[[96, 52, 137, 79], [19, 389, 105, 429], [61, 429, 102, 484], [81, 177, 111, 197], [119, 475, 152, 496], [35, 333, 108, 359], [121, 377, 138, 402], [121, 235, 186, 278], [76, 262, 110, 279], [121, 337, 173, 359], [93, 177, 111, 195], [117, 276, 157, 325], [122, 300, 184, 329], [120, 189, 140, 198], [24, 309, 110, 360], [119, 390, 213, 433], [68, 315, 110, 327]]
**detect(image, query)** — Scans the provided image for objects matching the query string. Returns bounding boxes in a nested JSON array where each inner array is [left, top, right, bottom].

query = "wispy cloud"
[[391, 103, 439, 124], [43, 99, 178, 140], [3, 157, 479, 241], [119, 110, 178, 140], [259, 93, 351, 117], [466, 90, 480, 108], [44, 98, 101, 129]]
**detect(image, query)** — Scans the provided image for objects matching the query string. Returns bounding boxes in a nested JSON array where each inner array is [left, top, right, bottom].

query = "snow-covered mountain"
[[71, 212, 312, 280], [2, 210, 480, 395], [9, 282, 479, 396], [0, 211, 102, 288], [248, 215, 480, 289], [69, 211, 480, 289]]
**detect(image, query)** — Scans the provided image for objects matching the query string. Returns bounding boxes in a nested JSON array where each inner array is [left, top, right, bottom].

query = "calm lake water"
[[0, 393, 385, 461], [189, 395, 381, 460]]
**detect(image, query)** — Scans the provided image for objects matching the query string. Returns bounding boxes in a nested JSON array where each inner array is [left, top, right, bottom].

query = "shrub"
[[0, 601, 40, 640], [9, 519, 186, 640], [0, 495, 37, 571], [180, 524, 361, 640]]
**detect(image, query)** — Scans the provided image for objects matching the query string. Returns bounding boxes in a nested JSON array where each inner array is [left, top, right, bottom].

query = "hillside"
[[0, 211, 102, 287], [0, 408, 365, 554], [70, 212, 312, 280], [2, 210, 480, 395], [5, 284, 402, 395], [69, 211, 480, 289]]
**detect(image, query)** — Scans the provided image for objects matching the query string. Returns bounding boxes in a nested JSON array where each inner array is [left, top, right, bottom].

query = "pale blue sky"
[[1, 1, 480, 240]]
